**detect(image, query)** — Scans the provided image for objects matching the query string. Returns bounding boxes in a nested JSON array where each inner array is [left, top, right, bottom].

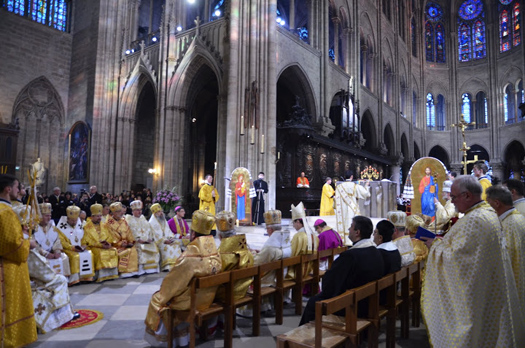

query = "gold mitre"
[[130, 200, 143, 210], [90, 203, 103, 216], [264, 210, 282, 226], [109, 202, 123, 213], [387, 211, 407, 228], [192, 210, 216, 235], [66, 205, 81, 219], [150, 203, 162, 214], [216, 210, 235, 232], [291, 202, 306, 221], [39, 203, 52, 215], [406, 215, 425, 235]]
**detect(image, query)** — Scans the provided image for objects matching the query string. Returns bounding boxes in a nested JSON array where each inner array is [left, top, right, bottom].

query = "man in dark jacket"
[[299, 215, 384, 325], [373, 220, 402, 276]]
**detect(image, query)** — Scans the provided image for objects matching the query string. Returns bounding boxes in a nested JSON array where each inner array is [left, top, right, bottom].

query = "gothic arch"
[[503, 140, 525, 179], [383, 123, 395, 157], [459, 77, 489, 97], [499, 65, 522, 87], [361, 109, 377, 151], [276, 64, 317, 123], [428, 145, 450, 169], [12, 76, 66, 191]]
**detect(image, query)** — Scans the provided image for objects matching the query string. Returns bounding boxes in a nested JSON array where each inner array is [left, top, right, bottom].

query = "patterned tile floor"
[[29, 219, 430, 348]]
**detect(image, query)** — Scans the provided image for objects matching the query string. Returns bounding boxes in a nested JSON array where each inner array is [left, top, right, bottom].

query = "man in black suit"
[[87, 185, 103, 217], [373, 220, 402, 276], [251, 172, 268, 225], [48, 187, 62, 224], [299, 216, 384, 325]]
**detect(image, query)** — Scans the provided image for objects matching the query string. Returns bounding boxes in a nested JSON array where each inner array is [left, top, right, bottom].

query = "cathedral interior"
[[1, 0, 524, 215]]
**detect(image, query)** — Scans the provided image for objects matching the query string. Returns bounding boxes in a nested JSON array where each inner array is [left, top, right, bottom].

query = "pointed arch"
[[429, 145, 450, 169], [361, 109, 377, 152], [383, 123, 395, 157]]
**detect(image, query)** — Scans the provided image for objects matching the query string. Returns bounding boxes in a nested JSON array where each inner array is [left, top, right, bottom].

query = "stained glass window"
[[462, 93, 472, 123], [426, 93, 436, 130], [425, 22, 434, 62], [499, 1, 520, 52], [518, 80, 524, 105], [426, 2, 443, 22], [2, 0, 68, 32], [458, 0, 485, 62], [436, 94, 446, 131], [475, 91, 488, 128], [436, 23, 445, 63], [211, 0, 224, 19]]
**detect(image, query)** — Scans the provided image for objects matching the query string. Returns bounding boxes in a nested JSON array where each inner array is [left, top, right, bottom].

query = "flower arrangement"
[[152, 187, 181, 212]]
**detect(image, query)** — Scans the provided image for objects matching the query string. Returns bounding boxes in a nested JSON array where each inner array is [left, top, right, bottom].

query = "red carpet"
[[59, 309, 104, 330]]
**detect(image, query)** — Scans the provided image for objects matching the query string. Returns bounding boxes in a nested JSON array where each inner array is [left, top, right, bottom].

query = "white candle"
[[240, 115, 244, 135], [251, 125, 255, 144], [236, 219, 239, 227], [260, 134, 265, 153], [214, 162, 217, 170]]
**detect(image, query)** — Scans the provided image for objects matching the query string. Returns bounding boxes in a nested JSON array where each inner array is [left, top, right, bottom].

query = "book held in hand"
[[415, 226, 436, 240]]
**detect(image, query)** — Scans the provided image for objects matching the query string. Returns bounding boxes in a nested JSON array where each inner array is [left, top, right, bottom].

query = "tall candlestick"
[[278, 152, 280, 159], [250, 125, 255, 144], [260, 134, 265, 153], [240, 115, 244, 135]]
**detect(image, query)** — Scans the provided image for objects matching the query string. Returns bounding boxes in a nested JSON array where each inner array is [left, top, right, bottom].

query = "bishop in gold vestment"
[[82, 204, 119, 282], [144, 210, 221, 348], [320, 178, 335, 216], [215, 211, 254, 301], [0, 176, 37, 347], [56, 206, 95, 285], [198, 175, 219, 229], [287, 202, 319, 280], [106, 203, 139, 277], [422, 176, 525, 347]]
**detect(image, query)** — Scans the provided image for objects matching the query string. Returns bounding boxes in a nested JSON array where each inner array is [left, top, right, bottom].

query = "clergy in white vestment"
[[486, 185, 525, 309], [387, 211, 415, 267], [27, 248, 77, 332], [33, 203, 71, 277], [427, 180, 457, 234], [334, 170, 370, 245], [56, 206, 95, 286], [421, 176, 525, 348], [149, 203, 182, 271], [125, 200, 160, 275]]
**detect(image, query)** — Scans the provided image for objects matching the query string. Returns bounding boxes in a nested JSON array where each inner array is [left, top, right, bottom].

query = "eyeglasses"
[[450, 192, 467, 201]]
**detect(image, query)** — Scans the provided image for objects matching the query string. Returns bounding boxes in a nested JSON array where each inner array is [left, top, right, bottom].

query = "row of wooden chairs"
[[166, 246, 348, 348], [276, 261, 422, 348]]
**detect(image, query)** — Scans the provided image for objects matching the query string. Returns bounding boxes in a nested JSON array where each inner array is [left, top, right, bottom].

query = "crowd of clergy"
[[2, 168, 525, 348]]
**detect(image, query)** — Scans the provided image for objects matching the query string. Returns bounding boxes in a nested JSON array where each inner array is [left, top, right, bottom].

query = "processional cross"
[[451, 114, 477, 175]]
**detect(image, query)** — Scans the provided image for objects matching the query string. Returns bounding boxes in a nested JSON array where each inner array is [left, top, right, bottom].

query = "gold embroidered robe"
[[500, 208, 525, 307], [422, 202, 525, 347], [0, 201, 37, 347], [427, 199, 457, 232], [393, 235, 415, 267], [56, 216, 95, 284], [125, 214, 160, 272], [82, 219, 119, 282], [149, 215, 182, 271], [216, 234, 254, 301], [514, 198, 525, 216], [198, 184, 219, 229], [105, 215, 139, 274], [144, 235, 222, 341], [334, 181, 370, 243], [320, 183, 335, 216], [286, 228, 319, 280]]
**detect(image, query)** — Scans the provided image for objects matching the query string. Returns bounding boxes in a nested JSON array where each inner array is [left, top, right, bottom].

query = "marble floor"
[[29, 218, 430, 348]]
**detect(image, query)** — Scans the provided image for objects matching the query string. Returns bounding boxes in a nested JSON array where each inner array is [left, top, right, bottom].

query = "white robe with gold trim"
[[149, 215, 182, 271], [34, 221, 71, 276], [125, 214, 160, 274], [334, 181, 370, 244]]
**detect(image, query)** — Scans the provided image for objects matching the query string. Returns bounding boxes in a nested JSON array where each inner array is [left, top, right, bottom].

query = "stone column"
[[204, 0, 210, 22], [332, 17, 340, 65], [360, 44, 368, 86], [491, 161, 505, 183], [289, 0, 295, 30]]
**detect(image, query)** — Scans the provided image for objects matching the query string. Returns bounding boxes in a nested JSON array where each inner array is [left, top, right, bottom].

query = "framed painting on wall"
[[67, 121, 91, 183]]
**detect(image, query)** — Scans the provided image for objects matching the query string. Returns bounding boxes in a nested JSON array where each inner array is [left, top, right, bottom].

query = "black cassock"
[[251, 179, 268, 225]]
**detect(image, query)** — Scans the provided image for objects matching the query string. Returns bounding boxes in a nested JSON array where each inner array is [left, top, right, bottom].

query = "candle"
[[250, 125, 255, 144], [278, 152, 280, 159], [260, 134, 265, 153], [214, 162, 217, 170], [240, 115, 244, 135], [236, 219, 239, 227]]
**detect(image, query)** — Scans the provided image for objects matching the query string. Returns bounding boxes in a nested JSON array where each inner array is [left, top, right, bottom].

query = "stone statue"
[[31, 158, 46, 186]]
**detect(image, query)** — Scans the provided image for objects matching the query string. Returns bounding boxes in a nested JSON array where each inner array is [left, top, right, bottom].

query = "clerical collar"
[[0, 198, 12, 205], [377, 241, 398, 251], [499, 207, 515, 221]]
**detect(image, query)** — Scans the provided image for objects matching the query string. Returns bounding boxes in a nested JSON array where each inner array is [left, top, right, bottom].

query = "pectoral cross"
[[35, 303, 46, 315]]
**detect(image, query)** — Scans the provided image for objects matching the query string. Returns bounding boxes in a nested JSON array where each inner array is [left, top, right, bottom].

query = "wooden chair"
[[248, 259, 283, 325], [394, 267, 410, 339], [281, 256, 303, 315], [376, 273, 396, 348], [225, 265, 259, 345], [299, 252, 320, 297], [408, 261, 421, 327], [173, 271, 230, 348]]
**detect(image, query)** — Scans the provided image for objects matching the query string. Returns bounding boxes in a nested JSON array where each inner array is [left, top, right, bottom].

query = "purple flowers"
[[152, 189, 181, 211]]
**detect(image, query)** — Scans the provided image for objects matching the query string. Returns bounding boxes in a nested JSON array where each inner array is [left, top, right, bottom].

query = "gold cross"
[[451, 114, 476, 175]]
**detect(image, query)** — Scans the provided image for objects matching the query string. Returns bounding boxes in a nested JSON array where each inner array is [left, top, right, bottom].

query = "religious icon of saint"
[[235, 174, 247, 220], [419, 167, 438, 218]]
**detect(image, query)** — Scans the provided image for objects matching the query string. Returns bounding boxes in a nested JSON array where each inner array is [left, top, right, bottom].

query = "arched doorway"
[[414, 142, 421, 160], [383, 123, 395, 157], [504, 140, 525, 180], [401, 133, 409, 186], [429, 145, 450, 169], [466, 144, 489, 174], [185, 64, 219, 213], [132, 80, 157, 192]]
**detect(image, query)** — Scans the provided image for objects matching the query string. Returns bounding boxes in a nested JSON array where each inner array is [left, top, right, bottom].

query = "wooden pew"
[[376, 273, 396, 348], [281, 256, 303, 315], [408, 261, 421, 327], [299, 252, 320, 297]]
